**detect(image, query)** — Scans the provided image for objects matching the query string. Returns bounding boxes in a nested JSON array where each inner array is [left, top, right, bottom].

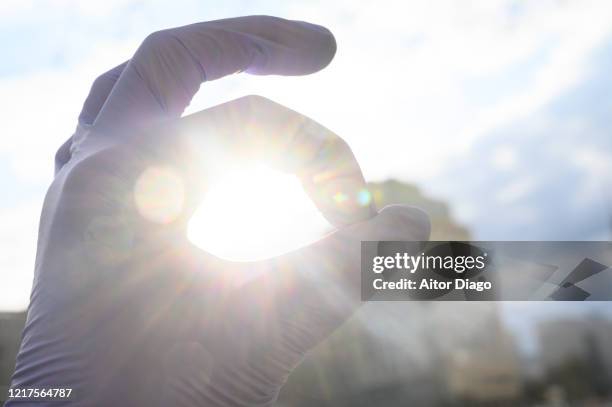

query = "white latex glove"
[[8, 16, 429, 407]]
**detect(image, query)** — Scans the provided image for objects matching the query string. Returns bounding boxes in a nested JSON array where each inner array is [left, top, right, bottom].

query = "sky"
[[1, 0, 612, 324]]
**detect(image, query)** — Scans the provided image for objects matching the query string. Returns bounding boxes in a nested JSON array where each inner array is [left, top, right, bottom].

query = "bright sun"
[[187, 163, 330, 261]]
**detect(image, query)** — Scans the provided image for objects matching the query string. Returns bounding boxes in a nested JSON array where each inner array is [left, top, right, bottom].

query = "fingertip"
[[263, 16, 337, 71], [307, 23, 337, 72], [245, 17, 337, 76]]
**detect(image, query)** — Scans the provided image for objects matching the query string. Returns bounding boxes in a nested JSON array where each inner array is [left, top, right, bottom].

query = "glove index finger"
[[166, 95, 375, 228], [93, 16, 336, 135]]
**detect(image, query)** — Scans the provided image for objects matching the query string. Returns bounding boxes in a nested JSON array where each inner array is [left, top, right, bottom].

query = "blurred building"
[[538, 317, 612, 374], [0, 312, 26, 403], [537, 315, 612, 400], [278, 302, 522, 406], [278, 181, 522, 406], [445, 308, 522, 404]]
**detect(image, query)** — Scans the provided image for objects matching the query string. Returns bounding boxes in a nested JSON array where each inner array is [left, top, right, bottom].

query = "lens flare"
[[333, 191, 348, 204], [134, 166, 185, 224], [357, 189, 372, 206]]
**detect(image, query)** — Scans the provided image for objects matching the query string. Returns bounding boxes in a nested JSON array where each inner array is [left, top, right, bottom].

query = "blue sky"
[[432, 43, 612, 240], [1, 0, 612, 332]]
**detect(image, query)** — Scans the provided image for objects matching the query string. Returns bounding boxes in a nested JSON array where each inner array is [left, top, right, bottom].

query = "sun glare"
[[187, 163, 331, 261]]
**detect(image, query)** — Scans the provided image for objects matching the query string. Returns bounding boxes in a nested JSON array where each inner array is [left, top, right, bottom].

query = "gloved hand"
[[9, 16, 429, 407]]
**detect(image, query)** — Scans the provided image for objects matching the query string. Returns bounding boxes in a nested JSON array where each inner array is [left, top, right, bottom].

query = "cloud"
[[495, 177, 537, 205], [258, 0, 612, 182], [0, 202, 42, 311], [490, 145, 518, 172], [431, 39, 612, 240]]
